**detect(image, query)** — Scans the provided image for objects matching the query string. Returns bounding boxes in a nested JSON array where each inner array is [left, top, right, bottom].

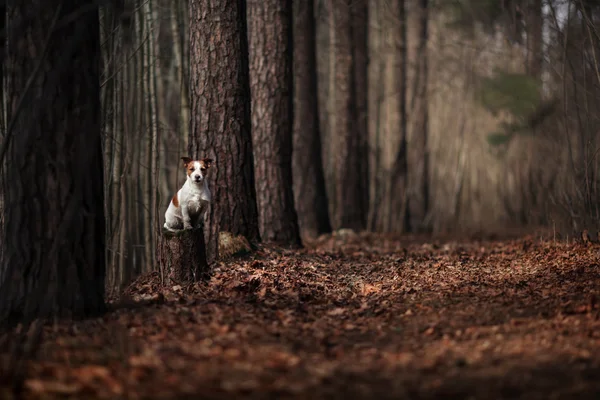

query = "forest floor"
[[3, 230, 600, 399]]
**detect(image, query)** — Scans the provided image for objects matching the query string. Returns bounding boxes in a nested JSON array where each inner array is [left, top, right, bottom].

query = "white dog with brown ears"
[[164, 156, 213, 232]]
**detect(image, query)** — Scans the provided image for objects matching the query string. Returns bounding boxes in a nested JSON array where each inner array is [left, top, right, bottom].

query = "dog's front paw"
[[183, 224, 193, 230]]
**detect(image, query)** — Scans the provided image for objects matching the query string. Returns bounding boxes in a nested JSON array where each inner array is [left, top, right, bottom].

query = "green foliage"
[[475, 71, 544, 148], [486, 131, 513, 147], [477, 70, 542, 120], [439, 0, 550, 148]]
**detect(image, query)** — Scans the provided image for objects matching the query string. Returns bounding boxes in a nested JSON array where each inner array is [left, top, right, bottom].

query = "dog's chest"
[[185, 194, 206, 214]]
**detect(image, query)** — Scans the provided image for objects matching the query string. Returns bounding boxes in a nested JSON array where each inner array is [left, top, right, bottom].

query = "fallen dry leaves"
[[3, 232, 600, 399]]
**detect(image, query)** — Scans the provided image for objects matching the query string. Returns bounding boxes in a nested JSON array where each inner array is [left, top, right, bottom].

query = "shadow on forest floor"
[[3, 231, 600, 399]]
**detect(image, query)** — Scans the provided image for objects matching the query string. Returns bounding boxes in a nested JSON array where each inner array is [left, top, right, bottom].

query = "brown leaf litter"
[[2, 233, 600, 399]]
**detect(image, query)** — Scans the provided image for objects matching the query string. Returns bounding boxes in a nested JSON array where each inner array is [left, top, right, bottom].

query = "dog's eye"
[[200, 168, 207, 173]]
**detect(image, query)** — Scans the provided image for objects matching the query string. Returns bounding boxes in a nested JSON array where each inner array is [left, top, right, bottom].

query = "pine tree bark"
[[157, 228, 208, 284], [0, 0, 106, 326], [330, 0, 369, 231], [292, 0, 332, 238], [188, 0, 260, 262], [0, 3, 6, 266], [0, 2, 5, 135], [247, 0, 301, 246]]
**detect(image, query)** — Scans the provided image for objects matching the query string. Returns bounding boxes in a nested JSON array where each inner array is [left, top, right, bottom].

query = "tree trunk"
[[367, 0, 384, 232], [315, 0, 334, 220], [0, 0, 106, 326], [329, 0, 369, 231], [377, 0, 408, 233], [188, 0, 260, 262], [142, 1, 155, 275], [247, 0, 301, 246], [157, 228, 208, 284], [108, 22, 126, 290], [145, 0, 161, 274], [174, 0, 190, 153], [0, 2, 5, 135], [526, 0, 543, 80], [133, 11, 145, 279], [0, 3, 6, 272], [352, 0, 369, 217], [408, 0, 429, 232], [292, 0, 332, 239]]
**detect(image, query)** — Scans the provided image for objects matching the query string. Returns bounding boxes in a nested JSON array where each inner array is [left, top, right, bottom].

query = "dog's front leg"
[[195, 201, 208, 228], [181, 204, 193, 230]]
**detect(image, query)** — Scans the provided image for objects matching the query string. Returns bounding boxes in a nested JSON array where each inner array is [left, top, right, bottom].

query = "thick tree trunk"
[[330, 0, 369, 231], [0, 3, 5, 273], [157, 228, 208, 284], [292, 0, 332, 239], [0, 3, 5, 135], [188, 0, 260, 262], [0, 0, 106, 326], [408, 0, 429, 232], [247, 0, 301, 246]]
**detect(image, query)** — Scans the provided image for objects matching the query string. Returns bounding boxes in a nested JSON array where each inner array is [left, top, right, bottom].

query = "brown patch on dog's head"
[[172, 192, 179, 207], [199, 158, 213, 176], [200, 158, 213, 168], [181, 157, 195, 177]]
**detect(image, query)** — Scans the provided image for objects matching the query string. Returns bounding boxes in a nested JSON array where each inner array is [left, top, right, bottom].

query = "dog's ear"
[[181, 157, 192, 167], [201, 158, 214, 168]]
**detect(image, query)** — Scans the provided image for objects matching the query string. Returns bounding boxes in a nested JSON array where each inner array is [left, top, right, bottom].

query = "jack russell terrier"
[[164, 156, 213, 232]]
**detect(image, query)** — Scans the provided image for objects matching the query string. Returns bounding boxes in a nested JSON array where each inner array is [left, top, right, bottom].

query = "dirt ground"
[[3, 232, 600, 399]]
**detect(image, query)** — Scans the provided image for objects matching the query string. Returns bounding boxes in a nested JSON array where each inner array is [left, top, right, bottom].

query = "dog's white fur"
[[164, 157, 213, 232]]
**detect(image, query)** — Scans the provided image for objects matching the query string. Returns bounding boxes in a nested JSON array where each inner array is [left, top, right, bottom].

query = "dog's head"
[[181, 157, 213, 184]]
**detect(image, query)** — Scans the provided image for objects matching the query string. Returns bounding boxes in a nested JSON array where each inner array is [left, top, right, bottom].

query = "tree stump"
[[157, 226, 208, 285]]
